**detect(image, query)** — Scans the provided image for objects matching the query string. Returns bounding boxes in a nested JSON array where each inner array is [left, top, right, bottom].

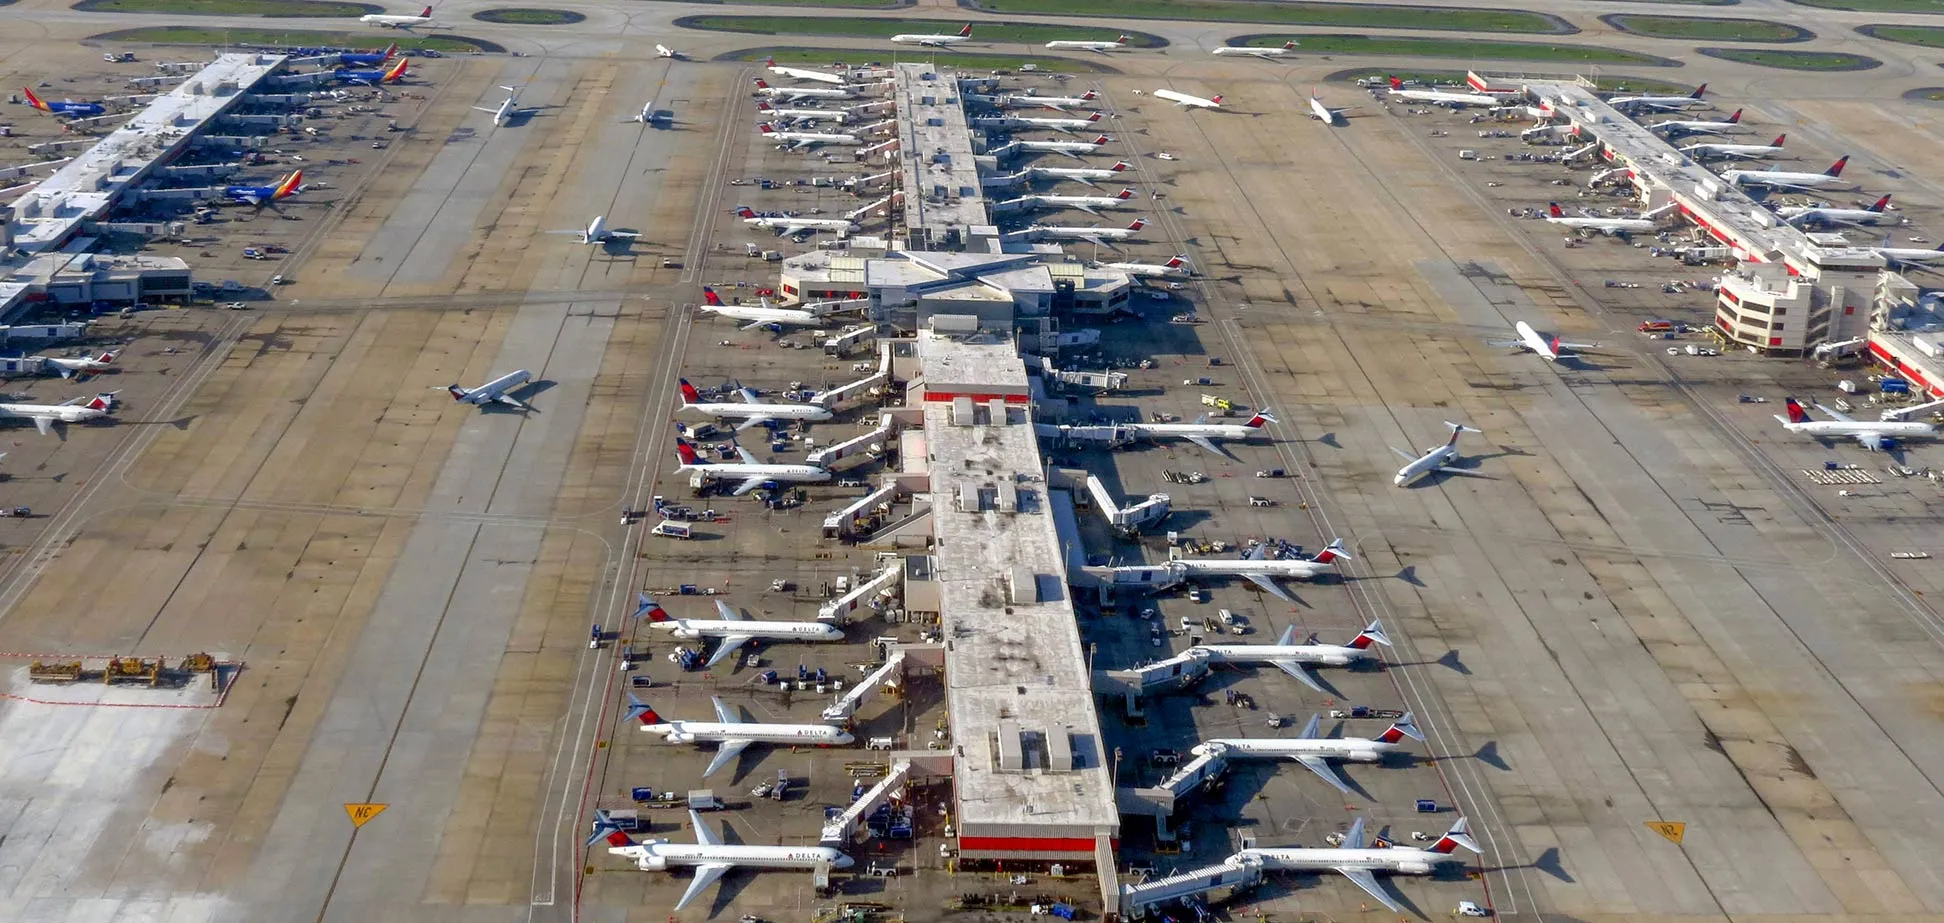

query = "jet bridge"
[[818, 562, 901, 623], [1119, 856, 1263, 920], [823, 480, 902, 539], [845, 193, 897, 222], [1096, 649, 1209, 698], [1084, 474, 1170, 535], [807, 417, 894, 467], [823, 645, 907, 721], [820, 758, 911, 845], [812, 340, 892, 411]]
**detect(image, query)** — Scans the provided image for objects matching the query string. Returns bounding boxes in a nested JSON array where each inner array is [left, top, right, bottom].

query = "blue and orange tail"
[[21, 87, 48, 112], [272, 170, 303, 200]]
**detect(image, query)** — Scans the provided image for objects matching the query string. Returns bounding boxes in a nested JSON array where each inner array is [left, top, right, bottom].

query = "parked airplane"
[[674, 437, 832, 495], [1775, 397, 1935, 450], [1027, 160, 1131, 188], [0, 392, 117, 434], [37, 350, 119, 380], [221, 170, 303, 207], [1780, 194, 1893, 228], [890, 23, 972, 47], [1679, 133, 1784, 161], [1028, 216, 1147, 248], [1653, 108, 1741, 138], [1385, 77, 1498, 109], [656, 44, 685, 60], [1194, 621, 1391, 692], [1237, 816, 1479, 913], [734, 205, 857, 237], [1013, 134, 1111, 159], [360, 3, 432, 27], [1024, 188, 1137, 216], [546, 214, 639, 245], [471, 87, 527, 127], [336, 58, 409, 87], [764, 58, 847, 86], [1194, 712, 1423, 795], [1096, 254, 1190, 278], [1720, 156, 1850, 191], [1009, 90, 1099, 111], [678, 379, 832, 431], [1045, 35, 1129, 53], [446, 369, 533, 410], [1391, 422, 1481, 487], [634, 595, 844, 669], [22, 87, 105, 118], [756, 101, 848, 124], [590, 809, 853, 911], [1493, 320, 1598, 363], [1211, 41, 1298, 58], [758, 123, 863, 151], [1608, 84, 1707, 112], [1106, 539, 1348, 604], [1129, 408, 1273, 454], [1544, 201, 1676, 235], [1308, 89, 1352, 125], [1154, 89, 1224, 110], [1007, 111, 1105, 134], [699, 287, 860, 331], [1874, 240, 1944, 266], [629, 693, 852, 777], [753, 79, 853, 101]]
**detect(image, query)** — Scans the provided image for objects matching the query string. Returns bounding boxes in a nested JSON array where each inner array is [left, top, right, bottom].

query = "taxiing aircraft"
[[1104, 540, 1348, 605], [1013, 134, 1111, 159], [1608, 83, 1707, 112], [360, 3, 432, 27], [756, 101, 848, 124], [734, 205, 857, 237], [1779, 194, 1892, 228], [1022, 187, 1137, 216], [1236, 816, 1479, 913], [674, 437, 832, 495], [1027, 160, 1131, 188], [621, 101, 664, 124], [656, 44, 685, 60], [1678, 133, 1784, 161], [335, 58, 409, 87], [22, 87, 105, 119], [1386, 77, 1498, 109], [446, 369, 533, 410], [759, 123, 862, 151], [1543, 201, 1676, 235], [678, 379, 832, 431], [590, 809, 853, 911], [1193, 621, 1391, 693], [753, 79, 854, 101], [1653, 108, 1741, 138], [1391, 421, 1481, 487], [1211, 41, 1298, 58], [1097, 253, 1190, 278], [0, 392, 117, 435], [1720, 156, 1851, 191], [764, 58, 847, 86], [1154, 89, 1223, 110], [546, 214, 639, 245], [629, 693, 852, 777], [1493, 320, 1598, 363], [890, 23, 972, 47], [221, 170, 303, 207], [1008, 89, 1099, 111], [1775, 397, 1935, 451], [37, 350, 119, 380], [1027, 216, 1147, 248], [1308, 89, 1352, 125], [1193, 712, 1423, 795], [471, 87, 528, 127], [1044, 35, 1129, 53], [634, 595, 844, 669]]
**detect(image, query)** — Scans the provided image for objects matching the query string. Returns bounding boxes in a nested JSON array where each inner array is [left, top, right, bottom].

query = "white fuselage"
[[1127, 420, 1257, 442], [1099, 260, 1186, 278], [770, 65, 845, 85], [1030, 165, 1124, 184], [1394, 444, 1458, 486], [1611, 95, 1705, 111], [1785, 419, 1935, 440], [1681, 141, 1782, 160], [891, 33, 968, 46], [763, 128, 862, 148], [610, 841, 853, 873], [1211, 47, 1290, 57], [681, 458, 831, 485], [1028, 193, 1133, 211], [642, 718, 851, 746], [577, 215, 618, 243], [1194, 640, 1375, 668], [1011, 116, 1101, 132], [702, 305, 830, 328], [762, 107, 847, 123], [483, 96, 515, 126], [650, 618, 845, 643], [361, 13, 430, 26], [42, 355, 114, 375], [743, 215, 857, 233], [1546, 213, 1658, 233], [1721, 168, 1844, 189], [1172, 556, 1334, 580], [1779, 206, 1889, 225], [1655, 118, 1737, 136], [1196, 736, 1403, 763], [1239, 845, 1456, 876], [1515, 320, 1564, 361], [1391, 89, 1499, 108], [1009, 95, 1097, 110], [1045, 40, 1125, 52], [761, 85, 854, 101], [457, 369, 531, 404], [682, 400, 832, 425], [1016, 139, 1106, 156], [0, 402, 109, 425], [1154, 89, 1221, 109], [1309, 97, 1339, 123], [1875, 247, 1944, 263], [1033, 224, 1139, 241]]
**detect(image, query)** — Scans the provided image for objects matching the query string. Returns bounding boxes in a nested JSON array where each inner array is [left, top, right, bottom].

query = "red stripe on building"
[[959, 836, 1107, 852], [922, 392, 1030, 404]]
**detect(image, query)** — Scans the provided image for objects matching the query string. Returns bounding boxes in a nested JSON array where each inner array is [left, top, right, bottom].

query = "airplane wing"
[[606, 230, 641, 239], [1071, 203, 1102, 216], [1185, 434, 1235, 458], [731, 475, 768, 496], [1336, 868, 1404, 914], [1272, 659, 1325, 692], [734, 445, 761, 465], [1072, 176, 1100, 188], [1051, 148, 1082, 160], [711, 695, 740, 724], [703, 739, 750, 777], [471, 105, 500, 113], [1299, 713, 1321, 738], [1390, 446, 1417, 461], [706, 635, 751, 669], [739, 318, 772, 331], [1244, 573, 1294, 602], [493, 393, 530, 411], [675, 863, 733, 912], [1296, 755, 1353, 795], [1855, 432, 1885, 451], [733, 415, 776, 432], [30, 416, 52, 436], [1814, 402, 1857, 423], [714, 600, 745, 621], [1557, 340, 1600, 350]]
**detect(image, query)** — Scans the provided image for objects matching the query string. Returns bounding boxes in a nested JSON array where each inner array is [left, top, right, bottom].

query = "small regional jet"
[[1492, 321, 1598, 363], [589, 809, 853, 911], [37, 350, 119, 380], [626, 694, 854, 777], [1154, 89, 1223, 110], [1044, 35, 1129, 54], [1235, 816, 1479, 913], [1026, 216, 1147, 248], [0, 392, 117, 434], [445, 370, 533, 410], [1192, 621, 1391, 693], [1192, 711, 1424, 795], [1391, 422, 1481, 487], [672, 435, 832, 494], [1308, 89, 1353, 125], [633, 594, 844, 669], [471, 87, 529, 127], [698, 287, 860, 331], [1211, 41, 1298, 59]]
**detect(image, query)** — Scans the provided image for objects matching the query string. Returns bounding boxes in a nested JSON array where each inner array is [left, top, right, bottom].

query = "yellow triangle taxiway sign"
[[1645, 821, 1685, 844], [345, 803, 389, 829]]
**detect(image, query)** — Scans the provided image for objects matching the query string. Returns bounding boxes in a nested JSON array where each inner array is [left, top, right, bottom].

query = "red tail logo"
[[734, 206, 757, 218], [1081, 90, 1097, 100], [1115, 188, 1134, 199], [1550, 335, 1563, 355], [1116, 34, 1128, 43], [765, 56, 777, 67], [604, 829, 634, 847], [85, 394, 113, 411], [1870, 195, 1892, 212], [1110, 161, 1129, 171], [958, 23, 972, 36], [1346, 628, 1378, 649], [1378, 723, 1408, 744], [702, 286, 724, 306], [417, 5, 431, 16], [639, 600, 671, 623], [382, 42, 398, 60], [1770, 134, 1785, 147], [1209, 95, 1223, 105], [1784, 398, 1809, 423], [757, 102, 773, 110], [1726, 108, 1741, 124], [1547, 203, 1565, 218], [1825, 156, 1848, 177], [1245, 412, 1269, 428], [1165, 255, 1185, 267], [1388, 76, 1402, 90], [1090, 135, 1109, 144], [1087, 112, 1103, 122], [1126, 218, 1145, 231], [674, 439, 700, 465], [754, 78, 770, 88], [678, 379, 701, 403]]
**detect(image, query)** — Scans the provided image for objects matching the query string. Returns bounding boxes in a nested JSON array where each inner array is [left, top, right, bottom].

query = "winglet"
[[1379, 712, 1425, 743], [1348, 619, 1390, 649], [1429, 817, 1480, 855], [586, 809, 634, 847], [701, 286, 724, 306], [1310, 538, 1352, 565], [632, 593, 670, 623], [624, 693, 661, 725]]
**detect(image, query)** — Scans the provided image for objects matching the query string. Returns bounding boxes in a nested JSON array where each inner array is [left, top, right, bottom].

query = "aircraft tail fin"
[[418, 5, 432, 16], [1348, 619, 1390, 649], [674, 438, 700, 466], [1310, 537, 1351, 565], [1245, 408, 1276, 428], [1210, 95, 1223, 105], [1388, 76, 1402, 90], [1445, 421, 1478, 445], [1826, 155, 1849, 177], [1428, 817, 1480, 855], [702, 286, 725, 307], [587, 809, 635, 848], [624, 693, 663, 725], [678, 378, 700, 405], [632, 593, 671, 623], [85, 392, 117, 411], [1547, 202, 1565, 218], [1870, 194, 1892, 212], [382, 42, 398, 60], [1783, 397, 1810, 424], [1690, 83, 1707, 99], [1378, 712, 1424, 743], [958, 23, 973, 36], [22, 87, 47, 111]]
